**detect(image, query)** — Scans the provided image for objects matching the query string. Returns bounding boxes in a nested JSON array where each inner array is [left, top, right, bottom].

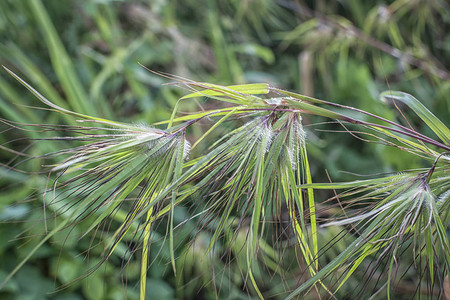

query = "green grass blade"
[[169, 137, 186, 275], [2, 66, 134, 129], [28, 0, 95, 115], [271, 87, 328, 105], [380, 91, 450, 144], [283, 98, 349, 120], [154, 106, 247, 125], [181, 83, 269, 99], [191, 107, 239, 150], [2, 44, 69, 110], [425, 227, 434, 284], [298, 174, 413, 189], [140, 206, 153, 300], [179, 82, 266, 105], [301, 145, 318, 268]]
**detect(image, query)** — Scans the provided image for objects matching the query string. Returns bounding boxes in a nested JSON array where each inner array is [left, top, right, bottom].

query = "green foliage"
[[0, 1, 449, 300]]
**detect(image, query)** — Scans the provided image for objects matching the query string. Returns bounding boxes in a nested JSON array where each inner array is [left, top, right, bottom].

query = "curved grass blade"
[[180, 83, 269, 101], [380, 91, 450, 145], [28, 0, 95, 115], [3, 66, 133, 129], [140, 206, 153, 300], [191, 107, 239, 150]]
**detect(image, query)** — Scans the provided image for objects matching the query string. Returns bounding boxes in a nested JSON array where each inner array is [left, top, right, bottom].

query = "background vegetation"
[[0, 0, 448, 299]]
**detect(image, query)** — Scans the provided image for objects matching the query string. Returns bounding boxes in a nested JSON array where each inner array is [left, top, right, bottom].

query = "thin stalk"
[[359, 120, 450, 151], [191, 108, 238, 150], [302, 146, 318, 268], [140, 206, 154, 300], [274, 88, 449, 150], [317, 99, 443, 146]]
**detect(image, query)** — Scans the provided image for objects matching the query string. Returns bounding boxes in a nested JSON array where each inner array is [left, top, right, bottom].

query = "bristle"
[[51, 156, 87, 171]]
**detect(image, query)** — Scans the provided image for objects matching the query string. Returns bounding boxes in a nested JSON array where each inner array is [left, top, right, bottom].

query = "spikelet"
[[284, 114, 305, 170], [183, 137, 191, 160], [260, 123, 274, 153], [292, 115, 306, 146], [437, 189, 450, 203]]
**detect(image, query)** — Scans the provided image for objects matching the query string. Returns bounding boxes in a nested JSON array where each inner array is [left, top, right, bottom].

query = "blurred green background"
[[0, 0, 449, 299]]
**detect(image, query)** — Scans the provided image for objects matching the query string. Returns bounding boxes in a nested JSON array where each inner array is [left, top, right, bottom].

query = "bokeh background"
[[0, 0, 449, 299]]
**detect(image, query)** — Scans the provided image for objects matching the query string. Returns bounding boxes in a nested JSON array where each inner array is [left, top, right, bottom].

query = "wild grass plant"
[[1, 64, 449, 299], [0, 1, 449, 299]]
